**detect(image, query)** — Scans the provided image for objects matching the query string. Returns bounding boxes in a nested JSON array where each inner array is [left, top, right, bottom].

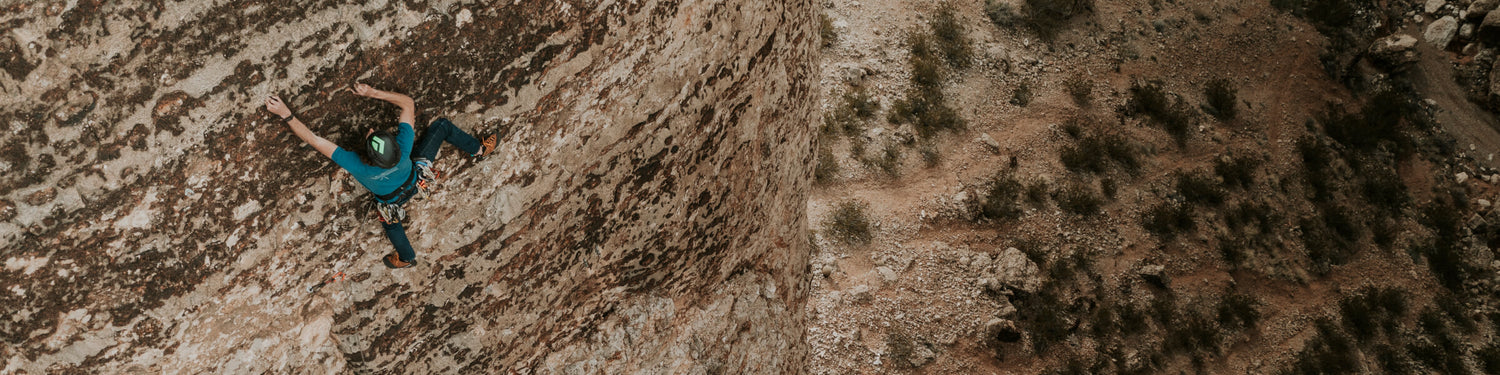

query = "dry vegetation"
[[811, 0, 1500, 373]]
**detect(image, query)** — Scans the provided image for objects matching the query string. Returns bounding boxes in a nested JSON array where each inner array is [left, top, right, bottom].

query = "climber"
[[264, 83, 497, 269]]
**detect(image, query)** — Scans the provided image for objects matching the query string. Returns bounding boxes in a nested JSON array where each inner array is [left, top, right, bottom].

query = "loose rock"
[[1425, 16, 1459, 48]]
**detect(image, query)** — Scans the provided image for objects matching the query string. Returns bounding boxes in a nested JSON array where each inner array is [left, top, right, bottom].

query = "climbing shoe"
[[383, 252, 415, 269], [475, 132, 498, 158]]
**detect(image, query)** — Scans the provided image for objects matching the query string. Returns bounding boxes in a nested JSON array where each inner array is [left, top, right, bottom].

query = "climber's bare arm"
[[352, 83, 416, 125], [265, 95, 337, 158]]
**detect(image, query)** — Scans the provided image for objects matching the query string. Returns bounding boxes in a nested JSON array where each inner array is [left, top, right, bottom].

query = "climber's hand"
[[265, 96, 292, 119], [352, 83, 377, 97]]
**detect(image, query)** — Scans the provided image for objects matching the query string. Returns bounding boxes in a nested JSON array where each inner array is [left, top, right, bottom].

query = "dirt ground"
[[809, 0, 1500, 373]]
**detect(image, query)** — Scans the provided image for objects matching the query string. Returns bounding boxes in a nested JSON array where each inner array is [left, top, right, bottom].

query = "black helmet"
[[364, 131, 400, 168]]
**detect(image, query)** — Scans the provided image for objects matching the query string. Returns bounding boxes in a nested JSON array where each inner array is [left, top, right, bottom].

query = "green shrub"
[[978, 173, 1025, 222], [886, 332, 915, 369], [821, 13, 838, 48], [1361, 167, 1408, 214], [1066, 76, 1093, 107], [815, 143, 839, 185], [889, 87, 964, 138], [844, 87, 879, 120], [1435, 294, 1477, 334], [1060, 131, 1141, 175], [1026, 179, 1050, 204], [1203, 78, 1238, 121], [985, 0, 1018, 27], [1478, 342, 1500, 375], [1056, 182, 1102, 216], [1100, 177, 1117, 199], [919, 142, 941, 168], [1022, 0, 1095, 41], [1126, 81, 1195, 145], [1143, 201, 1195, 240], [825, 200, 873, 245], [1286, 319, 1360, 375], [930, 2, 973, 69], [868, 145, 902, 177], [1214, 154, 1260, 189], [1176, 171, 1226, 206], [888, 31, 965, 138], [1215, 293, 1262, 331], [1011, 82, 1033, 107], [1338, 287, 1408, 342], [1319, 90, 1418, 152]]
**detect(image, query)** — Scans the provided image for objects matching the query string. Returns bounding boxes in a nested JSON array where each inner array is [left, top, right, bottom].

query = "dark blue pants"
[[382, 118, 482, 262]]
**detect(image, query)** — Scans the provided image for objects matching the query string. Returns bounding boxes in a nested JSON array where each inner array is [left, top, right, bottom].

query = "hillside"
[[810, 0, 1500, 373]]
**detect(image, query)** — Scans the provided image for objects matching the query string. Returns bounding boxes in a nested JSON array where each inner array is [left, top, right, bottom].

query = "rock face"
[[0, 1, 814, 373]]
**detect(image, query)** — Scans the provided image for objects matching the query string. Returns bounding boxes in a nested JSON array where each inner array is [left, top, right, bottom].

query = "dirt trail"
[[1411, 42, 1500, 169]]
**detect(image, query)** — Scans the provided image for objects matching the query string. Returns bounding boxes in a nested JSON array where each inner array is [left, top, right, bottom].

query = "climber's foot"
[[383, 252, 415, 269]]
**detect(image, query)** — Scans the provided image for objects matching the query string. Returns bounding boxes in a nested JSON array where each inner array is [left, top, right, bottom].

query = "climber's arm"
[[352, 83, 416, 126], [265, 95, 336, 158]]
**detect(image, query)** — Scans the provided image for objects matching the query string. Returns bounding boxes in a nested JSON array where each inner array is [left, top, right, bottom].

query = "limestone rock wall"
[[0, 0, 815, 373]]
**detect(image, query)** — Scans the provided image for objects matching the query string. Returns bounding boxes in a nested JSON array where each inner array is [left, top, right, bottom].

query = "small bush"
[[1022, 0, 1095, 41], [1435, 294, 1477, 334], [1056, 182, 1103, 216], [985, 0, 1018, 27], [1320, 90, 1418, 152], [1214, 154, 1260, 189], [1025, 179, 1050, 204], [815, 144, 839, 185], [1215, 293, 1262, 331], [825, 200, 873, 245], [1360, 167, 1408, 214], [1143, 201, 1195, 240], [889, 88, 965, 138], [868, 145, 902, 177], [1011, 82, 1033, 107], [821, 13, 838, 48], [1066, 76, 1093, 107], [1164, 312, 1221, 355], [844, 87, 879, 120], [1286, 319, 1360, 375], [1478, 342, 1500, 375], [1338, 287, 1408, 342], [1060, 131, 1141, 175], [1176, 171, 1226, 206], [978, 174, 1025, 222], [1203, 78, 1238, 121], [1127, 81, 1195, 145], [930, 3, 973, 69], [919, 143, 941, 168], [886, 332, 915, 369], [1100, 178, 1117, 199]]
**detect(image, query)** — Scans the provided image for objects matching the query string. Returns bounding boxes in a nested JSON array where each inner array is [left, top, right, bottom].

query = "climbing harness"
[[371, 160, 441, 224]]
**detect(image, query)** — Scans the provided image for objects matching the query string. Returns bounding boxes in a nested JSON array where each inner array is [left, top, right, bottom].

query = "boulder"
[[1426, 0, 1445, 14], [993, 247, 1042, 293], [1483, 10, 1500, 36], [1369, 34, 1420, 66], [1471, 0, 1500, 20], [909, 344, 936, 367], [1425, 16, 1460, 48], [1138, 264, 1170, 287]]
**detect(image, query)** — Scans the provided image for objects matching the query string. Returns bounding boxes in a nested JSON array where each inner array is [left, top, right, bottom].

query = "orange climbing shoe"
[[476, 132, 498, 158], [383, 252, 415, 269]]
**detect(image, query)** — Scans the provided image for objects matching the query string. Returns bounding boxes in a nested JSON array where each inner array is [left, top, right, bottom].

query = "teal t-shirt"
[[331, 122, 414, 196]]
